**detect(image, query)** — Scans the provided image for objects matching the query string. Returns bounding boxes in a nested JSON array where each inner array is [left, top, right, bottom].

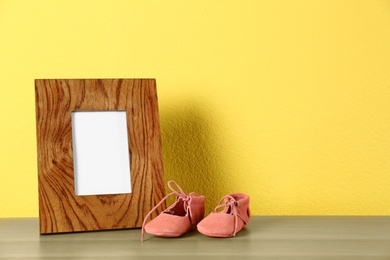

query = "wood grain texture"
[[35, 79, 165, 234]]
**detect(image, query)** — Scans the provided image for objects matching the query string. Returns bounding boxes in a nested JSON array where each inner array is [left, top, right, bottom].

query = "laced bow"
[[141, 180, 191, 241], [214, 195, 248, 236]]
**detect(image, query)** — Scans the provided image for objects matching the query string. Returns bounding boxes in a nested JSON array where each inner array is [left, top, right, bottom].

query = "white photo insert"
[[71, 111, 132, 196]]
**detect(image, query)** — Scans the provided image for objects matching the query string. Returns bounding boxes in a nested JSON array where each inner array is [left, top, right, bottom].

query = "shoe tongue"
[[164, 199, 187, 216], [165, 209, 175, 215], [224, 197, 232, 203], [224, 196, 237, 205], [223, 197, 235, 214]]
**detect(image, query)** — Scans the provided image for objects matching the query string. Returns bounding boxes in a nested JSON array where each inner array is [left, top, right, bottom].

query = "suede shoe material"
[[141, 180, 205, 241], [197, 193, 250, 238], [144, 214, 192, 237], [187, 194, 206, 225]]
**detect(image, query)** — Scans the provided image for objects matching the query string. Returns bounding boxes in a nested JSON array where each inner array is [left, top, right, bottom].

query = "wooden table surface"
[[1, 216, 390, 259]]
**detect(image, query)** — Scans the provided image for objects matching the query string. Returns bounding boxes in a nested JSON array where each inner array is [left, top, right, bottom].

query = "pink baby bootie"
[[197, 193, 250, 238], [141, 180, 205, 241]]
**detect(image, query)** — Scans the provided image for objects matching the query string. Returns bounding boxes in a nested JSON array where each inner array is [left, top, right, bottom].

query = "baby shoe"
[[141, 180, 205, 241], [197, 193, 250, 238]]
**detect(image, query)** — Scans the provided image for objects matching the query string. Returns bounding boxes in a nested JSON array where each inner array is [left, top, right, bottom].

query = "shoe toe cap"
[[197, 213, 239, 238], [145, 213, 192, 237]]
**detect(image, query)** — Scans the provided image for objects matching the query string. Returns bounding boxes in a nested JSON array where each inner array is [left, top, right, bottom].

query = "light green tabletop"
[[1, 216, 390, 259]]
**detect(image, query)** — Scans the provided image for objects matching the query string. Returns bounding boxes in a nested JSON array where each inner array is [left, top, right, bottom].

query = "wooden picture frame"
[[35, 79, 165, 234]]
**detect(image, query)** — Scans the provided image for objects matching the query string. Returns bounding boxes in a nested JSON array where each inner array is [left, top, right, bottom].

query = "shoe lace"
[[214, 195, 248, 236], [141, 180, 191, 241]]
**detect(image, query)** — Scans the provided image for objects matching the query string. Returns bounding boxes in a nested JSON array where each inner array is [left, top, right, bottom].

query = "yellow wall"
[[1, 0, 390, 218]]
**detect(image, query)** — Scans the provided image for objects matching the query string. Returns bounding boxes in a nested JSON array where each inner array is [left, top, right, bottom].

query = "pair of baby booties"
[[141, 180, 250, 241]]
